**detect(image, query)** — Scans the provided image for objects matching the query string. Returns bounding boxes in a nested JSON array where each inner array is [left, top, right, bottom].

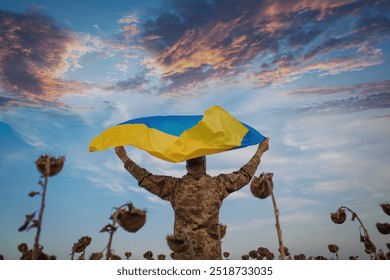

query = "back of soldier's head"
[[186, 156, 206, 173]]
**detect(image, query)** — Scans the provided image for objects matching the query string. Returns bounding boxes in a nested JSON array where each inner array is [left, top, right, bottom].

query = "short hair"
[[186, 156, 206, 170]]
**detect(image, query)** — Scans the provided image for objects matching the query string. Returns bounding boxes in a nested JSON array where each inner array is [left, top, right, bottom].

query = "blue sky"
[[0, 0, 389, 260]]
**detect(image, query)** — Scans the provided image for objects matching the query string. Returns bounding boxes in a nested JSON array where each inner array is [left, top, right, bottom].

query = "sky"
[[0, 0, 389, 260]]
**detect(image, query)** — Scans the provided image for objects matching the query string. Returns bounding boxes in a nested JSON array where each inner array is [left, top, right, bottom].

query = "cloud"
[[0, 9, 92, 102], [2, 1, 389, 101], [288, 80, 390, 113], [122, 0, 390, 93], [86, 176, 126, 193]]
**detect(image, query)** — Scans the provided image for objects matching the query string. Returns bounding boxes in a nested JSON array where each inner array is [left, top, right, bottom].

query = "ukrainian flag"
[[89, 105, 265, 162]]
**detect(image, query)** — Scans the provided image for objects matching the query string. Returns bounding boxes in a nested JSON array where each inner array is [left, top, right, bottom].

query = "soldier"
[[114, 137, 269, 259]]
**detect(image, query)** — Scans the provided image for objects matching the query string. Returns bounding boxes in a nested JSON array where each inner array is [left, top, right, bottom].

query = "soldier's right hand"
[[257, 137, 269, 154], [114, 146, 129, 162]]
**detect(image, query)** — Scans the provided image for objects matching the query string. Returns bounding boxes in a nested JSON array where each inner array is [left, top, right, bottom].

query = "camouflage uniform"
[[124, 154, 261, 260]]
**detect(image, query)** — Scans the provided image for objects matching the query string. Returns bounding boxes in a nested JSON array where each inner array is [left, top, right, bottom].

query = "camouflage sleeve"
[[217, 154, 261, 198], [124, 159, 178, 201]]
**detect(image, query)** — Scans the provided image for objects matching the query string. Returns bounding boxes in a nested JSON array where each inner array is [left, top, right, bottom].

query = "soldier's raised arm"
[[217, 138, 269, 198], [115, 146, 179, 201]]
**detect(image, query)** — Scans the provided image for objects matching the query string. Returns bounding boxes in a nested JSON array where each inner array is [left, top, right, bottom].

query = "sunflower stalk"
[[263, 173, 286, 260], [105, 219, 117, 260], [335, 206, 378, 260], [32, 157, 49, 260]]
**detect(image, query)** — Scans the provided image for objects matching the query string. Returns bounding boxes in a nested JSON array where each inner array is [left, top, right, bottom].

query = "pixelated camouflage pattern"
[[124, 154, 261, 260]]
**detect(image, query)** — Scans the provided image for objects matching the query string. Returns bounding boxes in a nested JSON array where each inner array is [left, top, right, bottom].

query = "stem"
[[104, 203, 129, 260], [263, 173, 286, 260], [105, 224, 115, 260], [32, 174, 48, 260], [338, 206, 378, 260]]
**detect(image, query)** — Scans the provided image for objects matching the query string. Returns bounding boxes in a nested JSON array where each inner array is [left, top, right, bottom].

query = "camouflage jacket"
[[124, 154, 261, 259]]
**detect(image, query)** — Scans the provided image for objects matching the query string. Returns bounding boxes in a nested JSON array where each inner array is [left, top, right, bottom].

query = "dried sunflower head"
[[143, 250, 153, 260], [314, 256, 327, 260], [241, 254, 249, 260], [166, 230, 192, 253], [248, 250, 259, 259], [328, 244, 339, 253], [294, 254, 306, 260], [89, 252, 103, 260], [20, 249, 33, 260], [266, 252, 275, 260], [250, 173, 273, 199], [114, 203, 147, 233], [17, 243, 29, 253], [124, 252, 132, 259], [157, 254, 166, 260], [223, 252, 230, 258], [72, 236, 92, 253], [379, 202, 390, 216], [330, 209, 347, 224], [0, 255, 4, 260], [376, 222, 390, 235], [257, 247, 270, 255], [35, 155, 65, 177], [110, 254, 122, 260], [279, 246, 290, 256]]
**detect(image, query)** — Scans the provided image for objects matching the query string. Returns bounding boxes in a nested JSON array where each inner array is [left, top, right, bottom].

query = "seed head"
[[279, 246, 289, 256], [35, 155, 65, 177], [124, 252, 132, 259], [89, 252, 103, 260], [328, 244, 339, 253], [166, 230, 192, 253], [114, 203, 147, 233], [223, 252, 230, 258], [17, 243, 29, 253], [294, 254, 306, 260], [248, 250, 258, 259], [376, 222, 390, 235], [158, 254, 166, 260], [330, 209, 347, 224], [250, 173, 273, 199], [241, 254, 249, 260], [143, 250, 153, 260], [72, 236, 92, 253], [110, 254, 122, 260], [379, 202, 390, 216]]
